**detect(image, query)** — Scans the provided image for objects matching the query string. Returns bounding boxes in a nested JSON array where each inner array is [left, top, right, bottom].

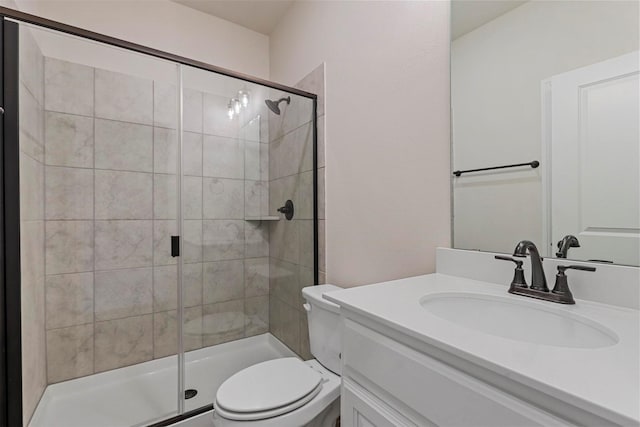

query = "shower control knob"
[[277, 200, 294, 220]]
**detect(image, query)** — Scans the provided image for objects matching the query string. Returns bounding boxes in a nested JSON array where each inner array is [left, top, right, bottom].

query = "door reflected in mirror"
[[451, 0, 639, 266]]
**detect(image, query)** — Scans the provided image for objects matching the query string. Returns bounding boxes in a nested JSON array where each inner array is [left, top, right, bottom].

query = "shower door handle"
[[171, 236, 180, 257]]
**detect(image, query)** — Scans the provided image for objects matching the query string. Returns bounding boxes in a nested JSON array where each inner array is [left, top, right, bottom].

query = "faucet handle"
[[557, 265, 596, 273], [552, 265, 596, 304], [494, 255, 527, 289], [494, 255, 523, 266]]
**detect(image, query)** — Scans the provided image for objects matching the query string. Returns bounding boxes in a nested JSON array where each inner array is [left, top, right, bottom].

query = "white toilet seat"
[[215, 357, 324, 421], [215, 382, 323, 421], [212, 359, 340, 427]]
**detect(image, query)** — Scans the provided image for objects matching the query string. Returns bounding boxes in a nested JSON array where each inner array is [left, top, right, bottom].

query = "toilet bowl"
[[212, 285, 343, 427]]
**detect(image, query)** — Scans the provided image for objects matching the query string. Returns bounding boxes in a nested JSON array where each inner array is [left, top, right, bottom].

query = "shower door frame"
[[0, 6, 319, 426], [0, 17, 22, 427]]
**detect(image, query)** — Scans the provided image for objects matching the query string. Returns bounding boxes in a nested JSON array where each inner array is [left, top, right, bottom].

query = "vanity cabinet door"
[[342, 378, 418, 427], [342, 319, 570, 427]]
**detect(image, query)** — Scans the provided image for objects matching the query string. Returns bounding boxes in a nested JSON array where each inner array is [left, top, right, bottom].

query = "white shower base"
[[29, 333, 296, 427]]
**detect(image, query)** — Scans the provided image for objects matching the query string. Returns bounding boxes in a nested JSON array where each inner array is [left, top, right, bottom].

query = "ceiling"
[[173, 0, 294, 35], [452, 0, 527, 40]]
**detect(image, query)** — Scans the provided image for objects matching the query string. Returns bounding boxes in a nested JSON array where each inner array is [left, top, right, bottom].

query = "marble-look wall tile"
[[154, 174, 177, 220], [202, 300, 245, 346], [20, 28, 46, 419], [203, 260, 244, 304], [260, 142, 269, 181], [297, 171, 313, 220], [318, 168, 325, 220], [95, 220, 153, 270], [269, 220, 300, 264], [153, 307, 202, 358], [245, 222, 269, 258], [45, 220, 94, 274], [21, 219, 46, 425], [202, 220, 245, 261], [20, 83, 44, 154], [298, 266, 315, 308], [20, 131, 44, 167], [183, 220, 203, 263], [95, 170, 153, 219], [154, 127, 178, 175], [299, 220, 314, 269], [245, 181, 267, 218], [95, 69, 152, 125], [153, 220, 177, 266], [203, 93, 239, 138], [269, 258, 299, 308], [94, 267, 153, 321], [183, 89, 203, 133], [269, 175, 297, 216], [44, 58, 93, 116], [20, 153, 44, 222], [184, 132, 203, 176], [45, 166, 93, 220], [269, 295, 300, 354], [245, 296, 268, 336], [46, 324, 93, 383], [95, 119, 153, 172], [317, 115, 325, 168], [244, 142, 261, 181], [94, 314, 153, 372], [203, 135, 244, 179], [183, 263, 204, 307], [19, 26, 44, 105], [299, 314, 313, 361], [45, 272, 93, 329], [153, 82, 178, 129], [153, 263, 202, 311], [295, 63, 325, 117], [184, 176, 203, 220], [244, 257, 269, 298], [319, 220, 326, 273], [203, 178, 244, 219], [267, 93, 313, 142], [21, 221, 45, 288], [269, 123, 313, 180], [45, 112, 94, 168]]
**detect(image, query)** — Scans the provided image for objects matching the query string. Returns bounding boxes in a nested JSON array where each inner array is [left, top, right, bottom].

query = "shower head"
[[265, 96, 291, 115]]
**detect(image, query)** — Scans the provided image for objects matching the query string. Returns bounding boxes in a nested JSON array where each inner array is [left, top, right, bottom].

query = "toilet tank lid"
[[302, 284, 342, 313]]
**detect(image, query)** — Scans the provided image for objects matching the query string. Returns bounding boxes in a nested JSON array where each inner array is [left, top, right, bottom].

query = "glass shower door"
[[15, 20, 183, 427]]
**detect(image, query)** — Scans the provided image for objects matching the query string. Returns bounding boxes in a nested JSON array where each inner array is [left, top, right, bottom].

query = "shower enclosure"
[[0, 9, 318, 427]]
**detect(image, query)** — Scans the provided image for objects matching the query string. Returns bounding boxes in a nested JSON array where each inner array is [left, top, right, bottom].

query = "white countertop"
[[324, 273, 640, 424]]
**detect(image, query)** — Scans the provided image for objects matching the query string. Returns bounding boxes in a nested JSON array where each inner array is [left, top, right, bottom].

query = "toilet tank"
[[302, 285, 343, 375]]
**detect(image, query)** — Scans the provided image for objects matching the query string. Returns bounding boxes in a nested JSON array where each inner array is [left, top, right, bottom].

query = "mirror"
[[451, 0, 639, 266]]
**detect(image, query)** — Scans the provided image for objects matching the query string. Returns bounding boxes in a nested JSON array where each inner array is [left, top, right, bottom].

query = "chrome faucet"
[[556, 235, 580, 258], [513, 240, 548, 292]]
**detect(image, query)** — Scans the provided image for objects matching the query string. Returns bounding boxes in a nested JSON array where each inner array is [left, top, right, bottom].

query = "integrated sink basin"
[[420, 293, 619, 349]]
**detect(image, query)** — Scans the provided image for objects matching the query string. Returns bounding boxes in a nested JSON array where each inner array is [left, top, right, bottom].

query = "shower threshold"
[[28, 333, 296, 427]]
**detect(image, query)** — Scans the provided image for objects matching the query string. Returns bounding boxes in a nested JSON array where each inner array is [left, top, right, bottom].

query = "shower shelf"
[[244, 216, 281, 221]]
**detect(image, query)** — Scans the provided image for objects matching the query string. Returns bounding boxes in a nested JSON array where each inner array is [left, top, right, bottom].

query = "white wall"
[[452, 0, 639, 255], [270, 1, 451, 287], [2, 0, 270, 79]]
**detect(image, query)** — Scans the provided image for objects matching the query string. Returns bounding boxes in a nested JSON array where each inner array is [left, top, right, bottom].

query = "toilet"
[[212, 285, 343, 427]]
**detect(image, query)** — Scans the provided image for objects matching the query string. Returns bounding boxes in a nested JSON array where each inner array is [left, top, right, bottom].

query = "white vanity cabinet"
[[339, 318, 570, 427]]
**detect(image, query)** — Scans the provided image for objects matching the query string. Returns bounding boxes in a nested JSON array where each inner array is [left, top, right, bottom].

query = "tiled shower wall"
[[268, 64, 325, 358], [19, 26, 47, 425], [41, 57, 270, 384]]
